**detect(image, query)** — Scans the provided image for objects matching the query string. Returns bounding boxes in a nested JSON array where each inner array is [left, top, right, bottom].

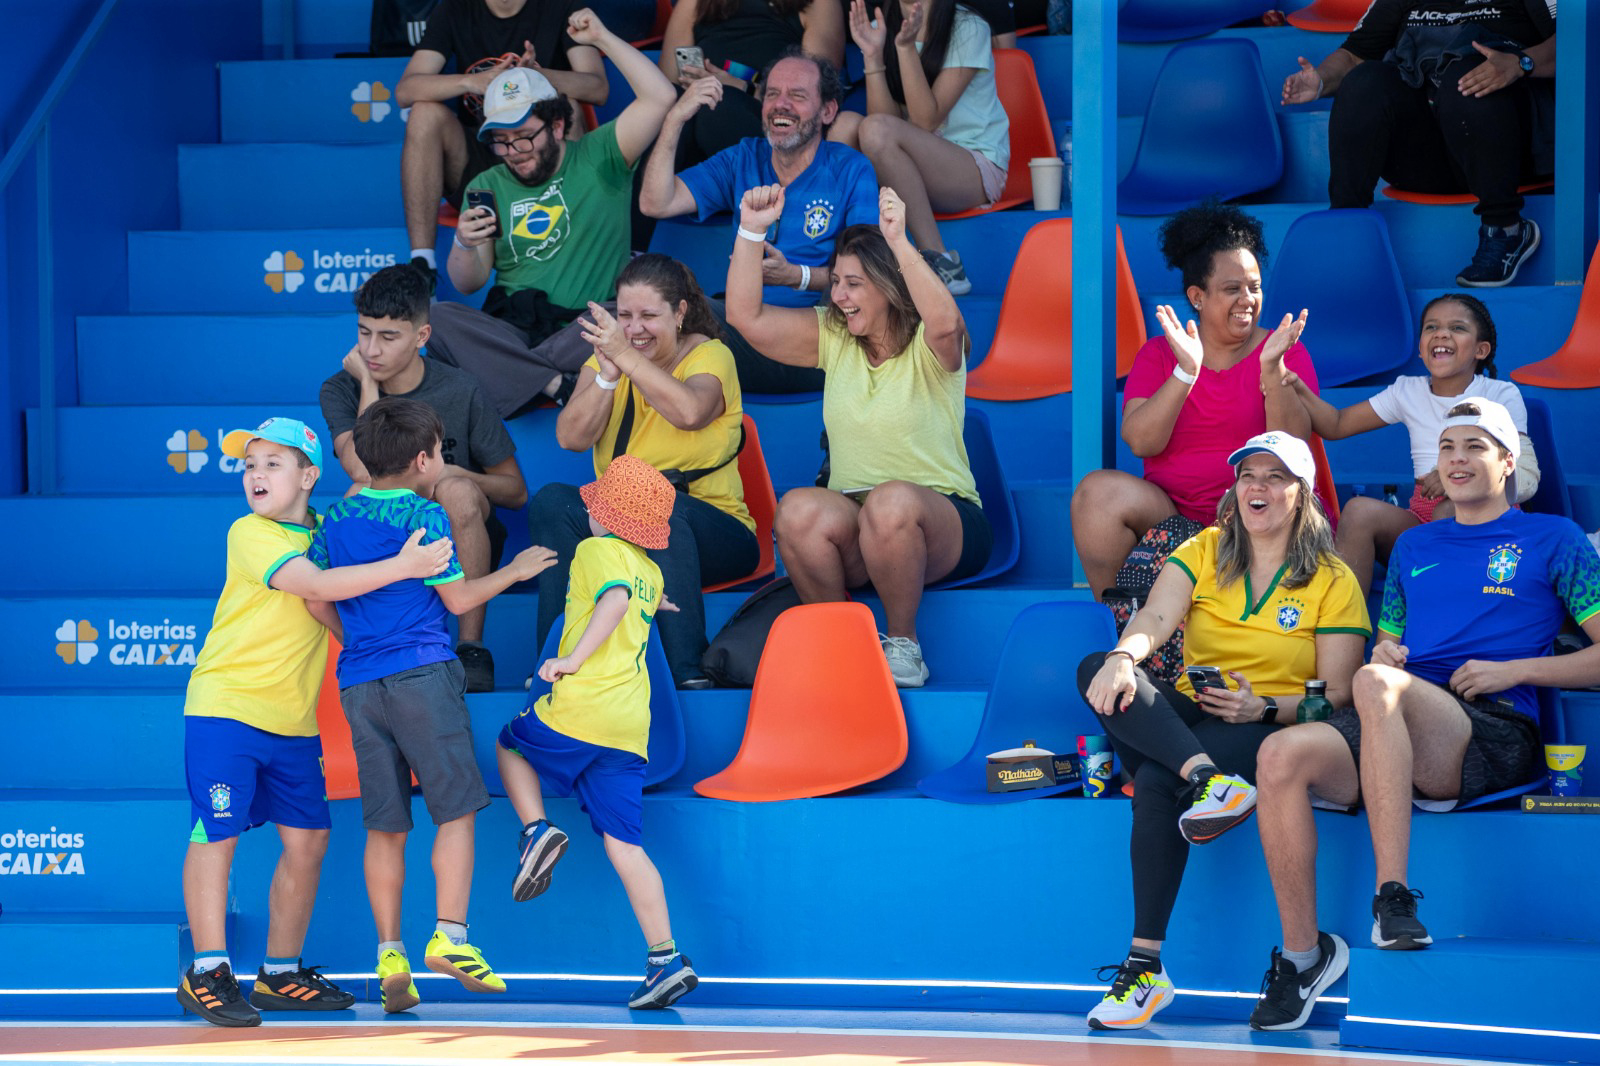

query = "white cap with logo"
[[477, 67, 559, 140], [1226, 431, 1317, 484], [1439, 398, 1521, 460]]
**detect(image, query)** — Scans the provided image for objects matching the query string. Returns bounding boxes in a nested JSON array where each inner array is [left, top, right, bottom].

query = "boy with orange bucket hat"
[[495, 455, 698, 1010]]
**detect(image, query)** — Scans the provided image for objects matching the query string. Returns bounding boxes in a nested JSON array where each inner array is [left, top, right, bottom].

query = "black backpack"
[[700, 578, 804, 688], [1100, 514, 1204, 685]]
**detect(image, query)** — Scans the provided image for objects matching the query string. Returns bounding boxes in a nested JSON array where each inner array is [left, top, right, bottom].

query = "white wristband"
[[794, 264, 811, 291], [594, 373, 620, 391], [1172, 365, 1198, 386], [452, 230, 476, 251], [737, 226, 768, 244]]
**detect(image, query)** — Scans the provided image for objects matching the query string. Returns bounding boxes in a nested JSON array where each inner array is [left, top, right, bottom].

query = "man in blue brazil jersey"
[[1244, 399, 1600, 1033]]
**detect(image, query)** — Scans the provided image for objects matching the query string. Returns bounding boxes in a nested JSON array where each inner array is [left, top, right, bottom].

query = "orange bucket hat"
[[579, 455, 675, 550]]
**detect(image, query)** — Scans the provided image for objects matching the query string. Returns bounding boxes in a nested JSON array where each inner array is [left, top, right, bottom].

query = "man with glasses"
[[396, 0, 610, 282], [424, 9, 676, 418]]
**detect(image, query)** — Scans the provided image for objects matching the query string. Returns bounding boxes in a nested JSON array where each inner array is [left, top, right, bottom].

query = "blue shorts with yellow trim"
[[498, 708, 646, 845], [184, 716, 330, 843]]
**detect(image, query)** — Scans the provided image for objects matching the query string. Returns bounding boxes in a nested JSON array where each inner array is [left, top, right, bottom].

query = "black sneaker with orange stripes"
[[177, 962, 261, 1027], [249, 961, 356, 1012]]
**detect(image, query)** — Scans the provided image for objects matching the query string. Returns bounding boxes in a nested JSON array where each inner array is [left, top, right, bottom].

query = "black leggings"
[[1327, 56, 1538, 228], [1075, 653, 1280, 942]]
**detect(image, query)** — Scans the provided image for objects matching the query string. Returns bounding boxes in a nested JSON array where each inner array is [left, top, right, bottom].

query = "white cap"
[[1227, 431, 1316, 484], [1440, 398, 1521, 460], [477, 67, 559, 140]]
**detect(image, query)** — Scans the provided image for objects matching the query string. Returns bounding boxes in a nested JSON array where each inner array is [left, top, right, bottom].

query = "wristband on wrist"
[[1105, 649, 1136, 666], [594, 373, 620, 391], [452, 230, 475, 251], [722, 58, 756, 82], [1172, 365, 1198, 385], [737, 226, 768, 244], [862, 66, 886, 76], [794, 264, 811, 291]]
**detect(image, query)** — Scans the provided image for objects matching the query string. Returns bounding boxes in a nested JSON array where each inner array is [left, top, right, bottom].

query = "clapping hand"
[[577, 302, 630, 362], [1153, 304, 1203, 382], [848, 0, 887, 62], [894, 1, 924, 50], [1259, 309, 1308, 391]]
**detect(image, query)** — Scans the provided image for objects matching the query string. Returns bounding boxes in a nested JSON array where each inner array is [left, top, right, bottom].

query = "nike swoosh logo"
[[1133, 986, 1153, 1007], [1210, 786, 1231, 802], [1298, 982, 1314, 1001], [645, 969, 666, 988], [1410, 564, 1440, 577]]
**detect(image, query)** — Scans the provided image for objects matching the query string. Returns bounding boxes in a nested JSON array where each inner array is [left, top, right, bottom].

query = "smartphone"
[[464, 189, 500, 238], [1185, 665, 1228, 692], [675, 46, 705, 72]]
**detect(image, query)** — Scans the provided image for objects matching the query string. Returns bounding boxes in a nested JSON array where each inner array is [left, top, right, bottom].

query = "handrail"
[[0, 0, 121, 190], [1, 0, 120, 496]]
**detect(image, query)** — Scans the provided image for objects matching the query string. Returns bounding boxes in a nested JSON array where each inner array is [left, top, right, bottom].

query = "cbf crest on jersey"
[[803, 199, 835, 239], [209, 783, 232, 814], [1276, 597, 1304, 632], [1487, 543, 1522, 585]]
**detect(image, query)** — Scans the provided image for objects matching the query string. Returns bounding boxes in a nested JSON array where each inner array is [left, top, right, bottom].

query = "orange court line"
[[0, 1022, 1502, 1066]]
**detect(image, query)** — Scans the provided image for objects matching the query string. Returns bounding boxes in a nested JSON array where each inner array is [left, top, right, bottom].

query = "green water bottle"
[[1298, 679, 1333, 724]]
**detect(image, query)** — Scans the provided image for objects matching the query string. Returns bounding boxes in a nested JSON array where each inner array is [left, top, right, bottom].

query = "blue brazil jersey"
[[1379, 509, 1600, 718], [678, 138, 879, 308], [308, 488, 464, 687]]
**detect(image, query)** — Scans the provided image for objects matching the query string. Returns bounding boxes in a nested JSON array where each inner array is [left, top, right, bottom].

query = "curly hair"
[[1420, 292, 1498, 379], [355, 263, 431, 325], [1157, 199, 1269, 292], [615, 254, 722, 340]]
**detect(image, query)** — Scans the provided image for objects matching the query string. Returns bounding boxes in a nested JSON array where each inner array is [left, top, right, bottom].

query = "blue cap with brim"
[[221, 417, 324, 470], [477, 67, 559, 140]]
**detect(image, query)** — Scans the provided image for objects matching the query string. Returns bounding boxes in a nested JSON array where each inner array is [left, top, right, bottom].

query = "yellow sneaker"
[[377, 949, 420, 1013], [424, 931, 506, 993]]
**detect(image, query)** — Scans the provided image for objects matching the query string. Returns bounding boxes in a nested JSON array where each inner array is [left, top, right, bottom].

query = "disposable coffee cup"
[[1029, 157, 1064, 211], [1546, 744, 1586, 797], [1078, 734, 1114, 798]]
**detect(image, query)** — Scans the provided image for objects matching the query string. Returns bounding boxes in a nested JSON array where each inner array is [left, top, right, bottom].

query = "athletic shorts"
[[184, 716, 330, 843], [340, 658, 489, 832], [968, 147, 1009, 205], [1325, 694, 1541, 808], [941, 493, 995, 585], [498, 708, 646, 845]]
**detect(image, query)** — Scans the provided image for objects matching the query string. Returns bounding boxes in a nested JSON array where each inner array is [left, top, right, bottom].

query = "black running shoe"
[[249, 961, 356, 1011], [1456, 220, 1540, 287], [178, 962, 261, 1028], [409, 256, 439, 296], [1372, 881, 1432, 949], [1249, 931, 1349, 1031], [458, 642, 495, 693]]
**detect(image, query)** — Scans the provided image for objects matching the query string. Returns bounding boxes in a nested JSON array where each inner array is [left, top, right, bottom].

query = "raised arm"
[[540, 41, 610, 106], [1258, 310, 1313, 441], [849, 0, 897, 116], [801, 0, 847, 68], [639, 78, 721, 218], [1122, 305, 1202, 458], [566, 8, 678, 165], [880, 186, 964, 370], [724, 184, 822, 367], [892, 2, 974, 131]]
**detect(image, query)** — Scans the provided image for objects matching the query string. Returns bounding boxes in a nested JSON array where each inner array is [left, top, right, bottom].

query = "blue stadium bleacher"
[[4, 3, 1600, 1061]]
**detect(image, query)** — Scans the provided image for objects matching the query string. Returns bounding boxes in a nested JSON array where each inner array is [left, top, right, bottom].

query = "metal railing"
[[0, 0, 121, 495]]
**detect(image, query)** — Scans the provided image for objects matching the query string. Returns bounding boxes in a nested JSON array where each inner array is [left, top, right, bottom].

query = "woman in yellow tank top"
[[725, 183, 992, 688]]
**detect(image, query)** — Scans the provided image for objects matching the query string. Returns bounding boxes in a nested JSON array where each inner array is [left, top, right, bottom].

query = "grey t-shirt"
[[319, 357, 516, 474]]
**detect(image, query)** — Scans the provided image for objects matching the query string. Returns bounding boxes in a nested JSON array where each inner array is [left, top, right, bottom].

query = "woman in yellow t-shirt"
[[1074, 432, 1370, 1033], [725, 183, 992, 688], [529, 254, 758, 688]]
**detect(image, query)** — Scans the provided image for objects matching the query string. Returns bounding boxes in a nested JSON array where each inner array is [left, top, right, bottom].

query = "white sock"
[[411, 248, 437, 268], [1283, 944, 1322, 973], [192, 952, 228, 973], [261, 957, 298, 976]]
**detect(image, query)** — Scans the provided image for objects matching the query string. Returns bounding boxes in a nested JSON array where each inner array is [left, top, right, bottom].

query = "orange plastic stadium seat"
[[1512, 242, 1600, 389], [1286, 0, 1375, 32], [965, 219, 1145, 399], [316, 638, 416, 800], [1380, 181, 1552, 206], [704, 415, 778, 593], [1311, 435, 1341, 526], [934, 49, 1055, 220], [693, 602, 907, 801]]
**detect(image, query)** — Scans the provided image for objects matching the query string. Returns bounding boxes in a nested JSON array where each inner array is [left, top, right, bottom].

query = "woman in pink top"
[[1071, 202, 1321, 598]]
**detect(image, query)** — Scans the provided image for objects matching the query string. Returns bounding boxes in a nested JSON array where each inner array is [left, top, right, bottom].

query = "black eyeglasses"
[[487, 123, 548, 155]]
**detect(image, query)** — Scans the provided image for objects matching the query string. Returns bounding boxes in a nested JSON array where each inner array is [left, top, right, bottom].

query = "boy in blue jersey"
[[179, 417, 454, 1028], [496, 455, 698, 1011], [1249, 399, 1600, 1031], [308, 396, 557, 1013]]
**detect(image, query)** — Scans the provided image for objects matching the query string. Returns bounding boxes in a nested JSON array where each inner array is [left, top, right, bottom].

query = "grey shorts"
[[1325, 693, 1541, 809], [340, 658, 490, 832]]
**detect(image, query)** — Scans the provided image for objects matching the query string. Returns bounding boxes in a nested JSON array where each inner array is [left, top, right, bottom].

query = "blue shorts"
[[184, 716, 330, 843], [498, 708, 646, 845]]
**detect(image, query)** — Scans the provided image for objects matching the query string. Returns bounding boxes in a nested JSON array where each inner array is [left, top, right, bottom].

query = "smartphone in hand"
[[1185, 665, 1228, 692], [675, 46, 705, 72], [464, 189, 500, 239]]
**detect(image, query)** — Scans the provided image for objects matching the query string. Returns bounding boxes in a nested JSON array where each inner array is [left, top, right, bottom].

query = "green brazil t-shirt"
[[466, 121, 635, 311]]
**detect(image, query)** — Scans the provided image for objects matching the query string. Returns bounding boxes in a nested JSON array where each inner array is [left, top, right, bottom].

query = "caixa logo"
[[264, 247, 398, 296], [55, 617, 200, 667], [0, 826, 86, 876]]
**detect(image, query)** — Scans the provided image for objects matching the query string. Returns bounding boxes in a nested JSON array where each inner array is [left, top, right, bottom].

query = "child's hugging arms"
[[434, 543, 559, 616], [272, 528, 454, 600], [538, 585, 630, 683]]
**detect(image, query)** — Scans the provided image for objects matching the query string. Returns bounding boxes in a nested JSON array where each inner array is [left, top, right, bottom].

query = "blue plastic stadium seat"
[[929, 408, 1021, 589], [1117, 39, 1283, 216], [1522, 396, 1571, 519], [499, 613, 687, 790], [1266, 209, 1414, 388], [918, 601, 1117, 803], [648, 215, 738, 296], [1117, 0, 1273, 41]]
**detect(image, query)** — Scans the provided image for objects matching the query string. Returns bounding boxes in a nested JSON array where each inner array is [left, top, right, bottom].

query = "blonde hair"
[[1213, 476, 1338, 589]]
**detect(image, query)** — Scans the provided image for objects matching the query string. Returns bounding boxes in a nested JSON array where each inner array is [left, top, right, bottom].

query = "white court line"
[[1345, 1015, 1600, 1041]]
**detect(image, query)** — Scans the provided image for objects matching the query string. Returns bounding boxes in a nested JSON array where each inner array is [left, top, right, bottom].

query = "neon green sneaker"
[[424, 931, 506, 993], [377, 949, 420, 1013]]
